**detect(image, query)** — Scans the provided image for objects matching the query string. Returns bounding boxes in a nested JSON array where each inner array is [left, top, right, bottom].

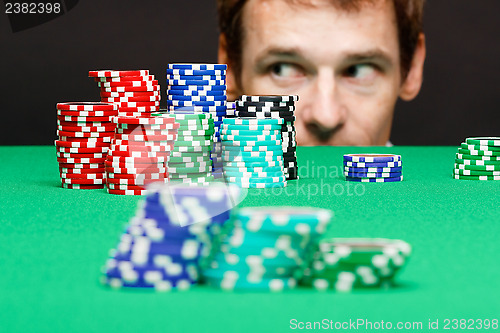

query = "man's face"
[[231, 0, 404, 146]]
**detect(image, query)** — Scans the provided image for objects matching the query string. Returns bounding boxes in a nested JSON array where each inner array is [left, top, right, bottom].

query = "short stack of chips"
[[221, 118, 287, 188], [204, 207, 333, 291], [236, 95, 299, 180], [301, 238, 411, 292], [154, 112, 216, 186], [89, 70, 160, 117], [343, 154, 403, 183], [55, 102, 118, 189], [166, 64, 228, 179], [105, 116, 180, 195], [101, 183, 240, 291], [454, 137, 500, 181]]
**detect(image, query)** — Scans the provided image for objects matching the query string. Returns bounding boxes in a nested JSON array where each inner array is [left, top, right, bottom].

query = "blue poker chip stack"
[[220, 118, 288, 188], [165, 64, 228, 179], [343, 154, 403, 182], [235, 95, 299, 180], [203, 207, 334, 291], [101, 183, 240, 291]]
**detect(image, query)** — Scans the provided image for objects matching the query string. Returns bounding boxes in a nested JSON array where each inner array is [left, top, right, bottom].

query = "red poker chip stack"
[[55, 102, 118, 189], [106, 116, 180, 195], [89, 70, 161, 117]]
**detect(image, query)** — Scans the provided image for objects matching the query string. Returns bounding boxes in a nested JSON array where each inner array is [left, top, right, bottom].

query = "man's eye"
[[344, 64, 377, 80], [270, 63, 304, 78]]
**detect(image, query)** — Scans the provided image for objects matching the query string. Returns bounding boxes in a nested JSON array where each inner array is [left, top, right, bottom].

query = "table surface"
[[1, 146, 499, 333]]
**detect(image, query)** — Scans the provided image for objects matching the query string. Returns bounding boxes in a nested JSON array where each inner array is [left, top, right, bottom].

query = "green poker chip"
[[454, 162, 500, 171], [453, 174, 500, 180], [465, 137, 500, 147], [453, 168, 500, 176], [458, 148, 500, 157], [169, 155, 211, 163], [175, 139, 213, 147], [455, 153, 500, 161], [169, 172, 212, 179], [455, 158, 500, 166], [168, 165, 212, 174], [460, 143, 500, 152]]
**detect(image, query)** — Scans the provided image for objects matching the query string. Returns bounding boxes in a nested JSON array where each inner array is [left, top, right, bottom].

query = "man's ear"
[[400, 33, 426, 101], [218, 34, 240, 101]]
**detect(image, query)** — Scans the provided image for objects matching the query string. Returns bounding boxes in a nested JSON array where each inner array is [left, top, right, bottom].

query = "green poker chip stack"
[[453, 137, 500, 181], [301, 238, 412, 292]]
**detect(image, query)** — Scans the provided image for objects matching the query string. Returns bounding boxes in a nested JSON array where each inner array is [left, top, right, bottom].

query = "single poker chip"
[[460, 143, 500, 152], [56, 102, 117, 111], [223, 118, 284, 126], [89, 70, 149, 77], [113, 116, 177, 126], [465, 137, 500, 147], [343, 154, 402, 163], [224, 170, 284, 179], [61, 178, 105, 185], [56, 146, 109, 154], [174, 139, 213, 147], [166, 105, 227, 112], [166, 79, 226, 86], [103, 95, 161, 103], [236, 100, 295, 109], [223, 164, 283, 173], [57, 115, 114, 122], [95, 75, 155, 82], [231, 181, 287, 189], [169, 176, 214, 184], [169, 155, 211, 164], [161, 112, 213, 120], [57, 157, 106, 164], [177, 129, 215, 137], [113, 101, 160, 108], [221, 124, 282, 131], [455, 153, 500, 161], [220, 134, 281, 142], [106, 178, 165, 186], [455, 162, 500, 171], [223, 160, 283, 168], [222, 144, 283, 152], [106, 172, 167, 180], [106, 155, 168, 163], [345, 176, 403, 183], [167, 85, 227, 92], [236, 105, 295, 112], [171, 151, 210, 158], [453, 174, 500, 181], [455, 158, 500, 166], [109, 145, 171, 154], [60, 167, 105, 174], [116, 122, 178, 130], [167, 64, 227, 71], [222, 149, 283, 157], [113, 133, 176, 142], [97, 80, 158, 88], [458, 148, 500, 157], [235, 112, 295, 122], [57, 130, 114, 138], [173, 145, 211, 153], [108, 150, 172, 158], [57, 120, 112, 128], [54, 140, 110, 148], [107, 188, 148, 195], [167, 89, 225, 97], [110, 139, 175, 147], [105, 167, 167, 175], [100, 85, 161, 93], [221, 139, 281, 147], [62, 183, 105, 190], [58, 163, 103, 169], [101, 91, 160, 98], [239, 95, 299, 103], [344, 166, 403, 173], [453, 169, 500, 176], [115, 128, 177, 137], [166, 68, 226, 76], [57, 125, 116, 133], [166, 74, 226, 81], [168, 160, 213, 168], [168, 165, 212, 174], [225, 175, 286, 183], [60, 172, 106, 179], [56, 109, 117, 117], [343, 161, 402, 168], [167, 94, 227, 102], [344, 171, 403, 178], [220, 129, 281, 136]]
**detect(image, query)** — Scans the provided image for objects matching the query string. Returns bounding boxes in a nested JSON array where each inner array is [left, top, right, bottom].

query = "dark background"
[[1, 0, 498, 146]]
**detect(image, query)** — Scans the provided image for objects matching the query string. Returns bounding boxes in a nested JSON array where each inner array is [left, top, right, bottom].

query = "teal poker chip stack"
[[203, 207, 334, 291], [301, 238, 412, 291], [101, 183, 240, 291], [235, 95, 299, 180], [343, 154, 403, 183], [165, 64, 229, 178], [453, 137, 500, 181], [152, 112, 216, 186], [220, 118, 287, 188]]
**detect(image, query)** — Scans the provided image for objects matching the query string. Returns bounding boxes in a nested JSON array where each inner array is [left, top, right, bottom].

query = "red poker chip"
[[108, 149, 171, 157], [117, 106, 159, 112], [102, 95, 161, 103], [109, 144, 170, 153], [60, 172, 106, 179], [116, 123, 178, 131], [107, 183, 146, 191], [106, 172, 167, 179], [115, 128, 176, 137], [116, 112, 153, 117], [100, 91, 159, 98], [57, 157, 107, 164], [59, 167, 105, 174], [106, 155, 167, 163], [106, 177, 167, 186], [95, 75, 155, 83], [56, 102, 117, 112], [57, 115, 115, 122], [97, 80, 158, 88], [58, 136, 113, 143], [113, 134, 175, 142], [112, 116, 176, 125], [57, 125, 116, 133], [110, 139, 174, 147], [58, 162, 104, 169], [62, 183, 105, 190], [88, 70, 150, 78], [61, 178, 106, 185], [57, 152, 107, 159], [57, 110, 118, 117], [113, 101, 160, 108], [57, 130, 114, 138], [105, 167, 167, 175], [54, 140, 110, 148], [100, 85, 160, 93], [106, 188, 148, 196], [57, 120, 113, 127], [56, 146, 109, 154]]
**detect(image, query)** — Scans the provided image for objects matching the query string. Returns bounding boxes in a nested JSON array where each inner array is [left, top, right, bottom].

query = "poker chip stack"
[[343, 154, 403, 183], [235, 95, 299, 180], [105, 116, 180, 195], [153, 112, 216, 186], [89, 70, 161, 117], [301, 238, 411, 292], [101, 183, 240, 291], [204, 207, 333, 291], [220, 118, 287, 188], [165, 64, 228, 178], [453, 137, 500, 181], [55, 102, 118, 189]]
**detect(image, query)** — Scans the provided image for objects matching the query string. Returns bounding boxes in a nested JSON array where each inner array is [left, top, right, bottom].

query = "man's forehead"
[[246, 0, 382, 12]]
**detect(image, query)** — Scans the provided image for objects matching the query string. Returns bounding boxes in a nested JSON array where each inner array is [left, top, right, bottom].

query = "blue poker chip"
[[343, 161, 403, 168], [166, 74, 226, 81], [167, 100, 226, 107], [167, 85, 227, 91], [167, 64, 227, 71], [166, 79, 226, 86], [344, 171, 403, 178], [345, 176, 403, 183], [167, 89, 226, 96], [111, 251, 200, 266], [167, 94, 227, 102], [343, 154, 401, 163], [166, 105, 227, 112], [166, 69, 226, 76], [344, 166, 403, 173]]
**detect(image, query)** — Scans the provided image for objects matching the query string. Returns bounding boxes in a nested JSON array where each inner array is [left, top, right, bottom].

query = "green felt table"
[[0, 146, 499, 333]]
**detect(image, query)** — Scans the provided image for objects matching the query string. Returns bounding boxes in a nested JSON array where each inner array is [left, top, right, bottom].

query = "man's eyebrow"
[[255, 47, 305, 63], [342, 49, 394, 67]]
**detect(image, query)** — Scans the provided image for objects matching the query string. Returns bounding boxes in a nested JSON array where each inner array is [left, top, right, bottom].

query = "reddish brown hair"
[[217, 0, 425, 82]]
